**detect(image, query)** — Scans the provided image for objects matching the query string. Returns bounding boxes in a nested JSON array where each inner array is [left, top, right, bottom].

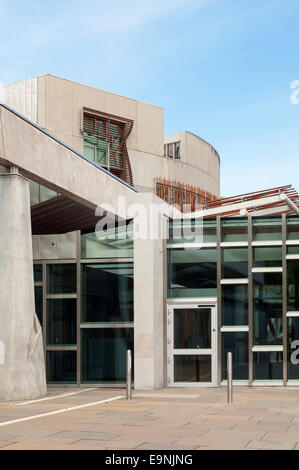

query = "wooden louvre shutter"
[[83, 108, 134, 186]]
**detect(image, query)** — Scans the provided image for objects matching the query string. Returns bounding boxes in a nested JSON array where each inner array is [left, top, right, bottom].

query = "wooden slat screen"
[[83, 108, 134, 186]]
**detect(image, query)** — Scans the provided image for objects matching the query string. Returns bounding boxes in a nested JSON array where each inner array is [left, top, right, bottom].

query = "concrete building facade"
[[0, 75, 298, 401]]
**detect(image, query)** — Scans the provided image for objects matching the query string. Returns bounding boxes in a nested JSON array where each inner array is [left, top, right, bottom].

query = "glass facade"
[[221, 248, 248, 278], [222, 285, 248, 326], [253, 246, 282, 268], [221, 332, 248, 380], [287, 260, 299, 312], [81, 224, 133, 259], [81, 328, 133, 383], [253, 272, 282, 345], [221, 218, 248, 242], [34, 225, 134, 386], [287, 217, 299, 240], [33, 215, 299, 387], [81, 263, 133, 323], [167, 216, 299, 385], [252, 217, 282, 241], [168, 219, 217, 244], [47, 299, 77, 345], [46, 351, 77, 383], [168, 248, 217, 298], [47, 264, 77, 294]]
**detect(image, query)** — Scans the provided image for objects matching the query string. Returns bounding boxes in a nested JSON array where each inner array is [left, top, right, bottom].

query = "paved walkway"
[[0, 387, 299, 449]]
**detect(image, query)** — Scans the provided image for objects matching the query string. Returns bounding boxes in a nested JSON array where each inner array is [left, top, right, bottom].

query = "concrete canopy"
[[0, 103, 137, 220]]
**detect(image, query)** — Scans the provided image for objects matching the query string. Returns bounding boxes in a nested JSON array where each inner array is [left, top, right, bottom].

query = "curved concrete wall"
[[0, 75, 220, 197]]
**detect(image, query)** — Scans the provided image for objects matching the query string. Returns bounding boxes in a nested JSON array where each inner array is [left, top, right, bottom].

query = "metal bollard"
[[126, 349, 132, 400], [227, 352, 233, 404]]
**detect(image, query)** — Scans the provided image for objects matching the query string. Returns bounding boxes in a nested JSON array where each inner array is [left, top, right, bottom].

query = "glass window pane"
[[287, 217, 299, 240], [222, 248, 248, 279], [81, 328, 133, 383], [222, 285, 248, 326], [84, 144, 95, 162], [82, 263, 133, 323], [47, 264, 77, 294], [221, 332, 248, 380], [34, 286, 43, 327], [168, 143, 174, 158], [47, 299, 77, 345], [253, 246, 282, 268], [221, 218, 248, 242], [287, 246, 299, 255], [81, 224, 133, 259], [253, 351, 283, 380], [174, 308, 211, 349], [252, 217, 282, 241], [287, 260, 299, 311], [168, 219, 216, 244], [40, 185, 58, 203], [34, 264, 42, 283], [174, 355, 211, 382], [175, 142, 180, 159], [287, 317, 299, 380], [168, 248, 217, 298], [253, 272, 282, 345], [47, 351, 77, 383]]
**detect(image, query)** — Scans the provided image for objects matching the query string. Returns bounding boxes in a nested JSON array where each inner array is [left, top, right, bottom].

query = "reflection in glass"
[[168, 219, 217, 244], [221, 248, 248, 278], [253, 272, 282, 345], [287, 260, 299, 311], [34, 286, 43, 327], [287, 317, 299, 380], [221, 332, 248, 380], [221, 218, 248, 242], [81, 224, 133, 259], [34, 264, 42, 283], [82, 263, 133, 322], [174, 355, 211, 382], [47, 264, 77, 294], [47, 299, 77, 345], [168, 248, 217, 298], [253, 246, 282, 268], [253, 351, 283, 380], [82, 328, 133, 383], [47, 351, 77, 383], [174, 308, 211, 349], [222, 285, 248, 326], [287, 246, 299, 255], [252, 217, 282, 241], [287, 217, 299, 240]]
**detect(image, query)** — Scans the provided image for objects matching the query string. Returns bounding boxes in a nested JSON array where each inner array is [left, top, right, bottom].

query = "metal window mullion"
[[42, 262, 47, 375], [248, 215, 253, 386], [282, 214, 287, 386], [76, 231, 81, 386], [217, 215, 221, 386]]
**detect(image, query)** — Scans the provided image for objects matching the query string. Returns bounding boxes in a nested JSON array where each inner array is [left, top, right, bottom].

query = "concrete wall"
[[0, 173, 46, 401], [0, 75, 220, 195], [164, 131, 220, 196]]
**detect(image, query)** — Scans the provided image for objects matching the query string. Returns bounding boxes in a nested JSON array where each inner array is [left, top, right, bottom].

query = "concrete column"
[[133, 193, 165, 389], [0, 172, 46, 401]]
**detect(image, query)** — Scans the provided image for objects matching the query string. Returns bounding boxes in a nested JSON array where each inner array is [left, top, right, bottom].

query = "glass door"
[[167, 304, 217, 387]]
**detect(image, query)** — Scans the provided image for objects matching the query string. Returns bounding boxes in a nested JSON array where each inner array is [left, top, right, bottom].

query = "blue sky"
[[0, 0, 298, 196]]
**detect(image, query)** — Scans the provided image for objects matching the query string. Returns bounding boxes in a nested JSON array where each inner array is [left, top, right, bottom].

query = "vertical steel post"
[[126, 349, 132, 400], [227, 352, 233, 403]]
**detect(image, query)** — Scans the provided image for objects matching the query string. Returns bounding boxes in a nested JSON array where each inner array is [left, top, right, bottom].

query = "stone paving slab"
[[1, 386, 299, 449]]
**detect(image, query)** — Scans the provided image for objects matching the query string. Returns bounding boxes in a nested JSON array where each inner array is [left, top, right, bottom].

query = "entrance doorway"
[[167, 303, 217, 387]]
